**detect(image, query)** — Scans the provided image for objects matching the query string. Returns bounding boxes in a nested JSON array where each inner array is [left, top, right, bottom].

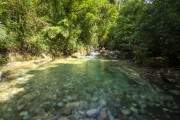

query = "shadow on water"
[[0, 58, 179, 120]]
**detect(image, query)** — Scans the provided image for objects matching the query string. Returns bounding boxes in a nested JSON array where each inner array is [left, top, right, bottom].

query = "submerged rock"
[[121, 109, 131, 116], [99, 108, 108, 120], [58, 117, 69, 120], [17, 105, 25, 111], [19, 111, 28, 117], [61, 107, 73, 116], [99, 99, 107, 107], [169, 90, 180, 95], [58, 102, 64, 107], [86, 108, 100, 118]]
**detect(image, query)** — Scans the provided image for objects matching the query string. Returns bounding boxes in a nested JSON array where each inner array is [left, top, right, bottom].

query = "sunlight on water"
[[0, 58, 179, 120]]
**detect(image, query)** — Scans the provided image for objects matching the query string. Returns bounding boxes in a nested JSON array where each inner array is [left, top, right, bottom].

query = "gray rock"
[[99, 108, 108, 120], [61, 107, 73, 116], [74, 112, 82, 120], [92, 96, 98, 102], [19, 111, 28, 116], [58, 117, 69, 120], [99, 99, 106, 107], [66, 101, 84, 107], [86, 108, 99, 118], [162, 108, 169, 112], [121, 109, 131, 116], [130, 107, 138, 114], [17, 105, 25, 111], [169, 90, 180, 95], [58, 102, 64, 107]]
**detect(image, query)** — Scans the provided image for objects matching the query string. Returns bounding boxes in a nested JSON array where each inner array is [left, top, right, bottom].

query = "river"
[[0, 57, 179, 120]]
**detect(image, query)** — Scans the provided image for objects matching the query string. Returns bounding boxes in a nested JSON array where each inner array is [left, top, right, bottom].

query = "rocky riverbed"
[[0, 58, 179, 120]]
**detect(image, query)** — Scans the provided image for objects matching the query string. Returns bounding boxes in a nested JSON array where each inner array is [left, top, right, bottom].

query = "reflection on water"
[[0, 58, 179, 120]]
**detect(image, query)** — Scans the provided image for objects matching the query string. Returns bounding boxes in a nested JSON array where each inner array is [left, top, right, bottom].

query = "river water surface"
[[0, 58, 179, 120]]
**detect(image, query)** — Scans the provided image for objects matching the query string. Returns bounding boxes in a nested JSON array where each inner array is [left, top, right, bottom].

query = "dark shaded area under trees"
[[0, 0, 180, 67]]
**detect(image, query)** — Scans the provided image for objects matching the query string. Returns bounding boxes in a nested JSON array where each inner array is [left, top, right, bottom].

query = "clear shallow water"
[[0, 58, 179, 120]]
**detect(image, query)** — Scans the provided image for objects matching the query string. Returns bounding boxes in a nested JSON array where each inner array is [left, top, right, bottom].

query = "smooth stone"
[[17, 105, 25, 111], [169, 90, 180, 95], [130, 107, 138, 113], [121, 109, 131, 116], [108, 110, 114, 120], [19, 111, 28, 116], [138, 109, 146, 115], [99, 99, 106, 107], [92, 96, 98, 102], [82, 118, 95, 120], [79, 111, 86, 116], [58, 117, 69, 120], [61, 107, 73, 116], [86, 108, 99, 118], [40, 101, 51, 112], [74, 112, 82, 119], [58, 102, 64, 107], [63, 99, 68, 103], [7, 108, 12, 112], [128, 116, 136, 120], [67, 96, 74, 101], [99, 108, 108, 120], [66, 101, 84, 107], [162, 108, 169, 112]]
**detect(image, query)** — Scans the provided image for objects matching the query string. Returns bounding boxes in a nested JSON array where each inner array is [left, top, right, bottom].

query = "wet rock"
[[58, 102, 64, 107], [108, 110, 115, 120], [162, 108, 169, 112], [82, 118, 95, 120], [61, 107, 73, 116], [99, 99, 106, 107], [17, 105, 25, 111], [99, 108, 108, 120], [138, 109, 147, 115], [66, 101, 84, 108], [130, 107, 138, 114], [86, 108, 99, 118], [128, 116, 136, 120], [121, 109, 131, 116], [169, 90, 180, 95], [58, 117, 69, 120], [40, 101, 51, 112], [63, 99, 69, 103], [79, 111, 85, 115], [19, 111, 28, 117], [34, 108, 44, 114], [74, 111, 82, 119], [23, 94, 36, 102], [92, 96, 98, 102], [67, 96, 75, 101]]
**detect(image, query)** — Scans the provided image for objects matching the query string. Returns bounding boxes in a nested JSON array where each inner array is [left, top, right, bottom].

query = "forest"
[[0, 0, 180, 66]]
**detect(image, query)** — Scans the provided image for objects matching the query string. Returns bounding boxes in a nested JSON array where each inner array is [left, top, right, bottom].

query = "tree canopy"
[[0, 0, 180, 65]]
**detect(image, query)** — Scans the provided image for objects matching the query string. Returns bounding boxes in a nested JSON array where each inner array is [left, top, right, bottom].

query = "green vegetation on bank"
[[0, 0, 180, 66]]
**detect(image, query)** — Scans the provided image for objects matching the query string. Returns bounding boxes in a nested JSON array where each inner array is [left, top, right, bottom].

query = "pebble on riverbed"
[[86, 108, 100, 118]]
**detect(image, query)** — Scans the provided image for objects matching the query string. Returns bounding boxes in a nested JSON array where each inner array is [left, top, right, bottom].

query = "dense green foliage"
[[0, 0, 118, 58], [0, 0, 180, 65], [107, 0, 180, 65]]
